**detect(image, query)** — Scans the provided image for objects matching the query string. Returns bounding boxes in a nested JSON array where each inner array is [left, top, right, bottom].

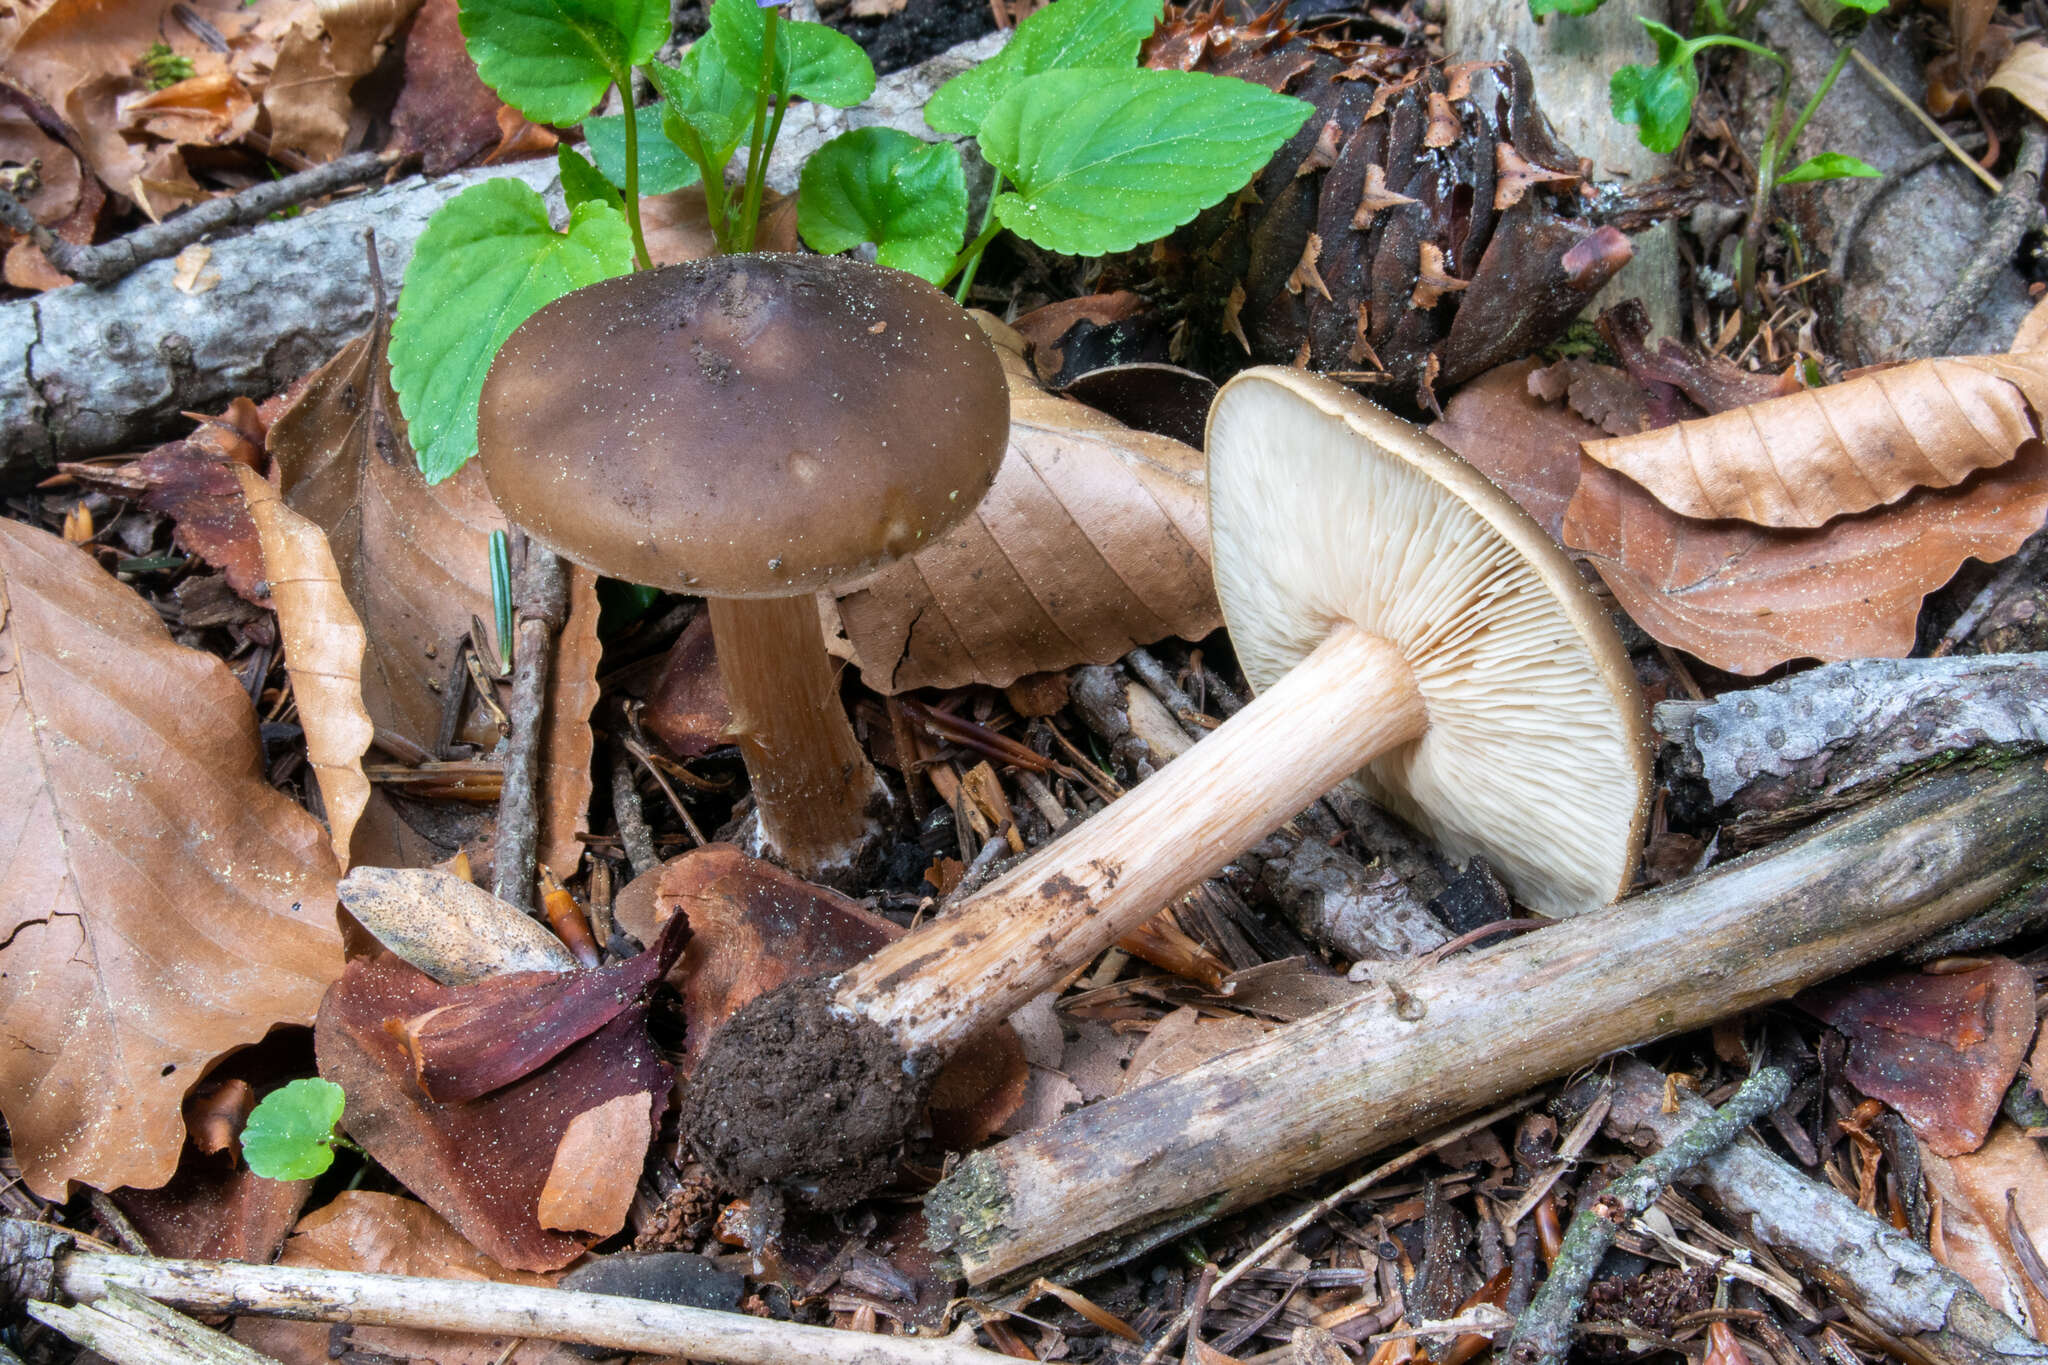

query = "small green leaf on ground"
[[457, 0, 671, 125], [1610, 20, 1779, 155], [925, 0, 1164, 135], [979, 68, 1312, 258], [391, 178, 635, 483], [798, 129, 968, 283], [1777, 150, 1882, 183], [243, 1078, 348, 1181], [708, 0, 875, 107], [583, 104, 701, 194]]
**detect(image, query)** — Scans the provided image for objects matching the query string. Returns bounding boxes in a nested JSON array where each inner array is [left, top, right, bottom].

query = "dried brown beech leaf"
[[1561, 445, 2048, 673], [537, 1091, 652, 1234], [1120, 1006, 1270, 1094], [1919, 1125, 2048, 1335], [236, 466, 372, 871], [1428, 359, 1599, 541], [236, 1192, 586, 1365], [316, 949, 674, 1271], [643, 611, 730, 759], [263, 0, 420, 163], [0, 521, 341, 1198], [269, 333, 597, 873], [1801, 958, 2036, 1156], [1582, 354, 2048, 528], [828, 319, 1219, 693]]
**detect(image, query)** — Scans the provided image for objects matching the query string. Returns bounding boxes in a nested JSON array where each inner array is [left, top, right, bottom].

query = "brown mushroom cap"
[[477, 254, 1010, 596]]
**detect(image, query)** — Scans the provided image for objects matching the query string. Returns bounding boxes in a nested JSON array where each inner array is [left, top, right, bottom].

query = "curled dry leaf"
[[827, 317, 1220, 693], [1562, 444, 2048, 674], [263, 0, 422, 163], [1800, 958, 2037, 1156], [1581, 354, 2048, 529], [235, 1191, 587, 1365], [236, 465, 372, 871], [0, 520, 341, 1197], [1919, 1124, 2048, 1337], [268, 332, 597, 875]]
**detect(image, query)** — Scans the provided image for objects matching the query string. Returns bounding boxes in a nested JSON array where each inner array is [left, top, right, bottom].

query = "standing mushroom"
[[684, 366, 1653, 1203], [477, 254, 1010, 884]]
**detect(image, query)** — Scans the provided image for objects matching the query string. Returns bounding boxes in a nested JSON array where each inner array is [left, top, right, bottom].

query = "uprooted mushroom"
[[476, 254, 1011, 885], [682, 365, 1654, 1205]]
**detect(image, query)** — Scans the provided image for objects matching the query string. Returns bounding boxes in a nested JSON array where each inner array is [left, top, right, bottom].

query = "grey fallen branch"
[[1504, 1068, 1791, 1365], [922, 758, 2048, 1286], [0, 150, 398, 287], [2, 1226, 1008, 1365], [492, 535, 569, 911], [1602, 1060, 2045, 1365], [28, 1285, 280, 1365]]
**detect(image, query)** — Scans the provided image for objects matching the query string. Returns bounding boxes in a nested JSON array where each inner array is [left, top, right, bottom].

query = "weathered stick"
[[1602, 1060, 2047, 1365], [0, 151, 399, 287], [1904, 123, 2048, 359], [1657, 654, 2048, 814], [492, 535, 569, 911], [27, 1286, 282, 1365], [923, 759, 2048, 1286], [1504, 1068, 1791, 1365], [19, 1235, 1007, 1365]]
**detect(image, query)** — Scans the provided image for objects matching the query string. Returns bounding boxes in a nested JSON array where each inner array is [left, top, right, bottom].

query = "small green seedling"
[[140, 42, 195, 90], [242, 1078, 352, 1181], [390, 0, 1311, 484]]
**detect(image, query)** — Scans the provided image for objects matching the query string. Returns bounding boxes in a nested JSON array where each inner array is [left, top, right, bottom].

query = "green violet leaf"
[[708, 0, 875, 107], [1528, 0, 1608, 17], [241, 1079, 347, 1182], [925, 0, 1165, 136], [558, 142, 627, 212], [979, 67, 1312, 258], [798, 128, 967, 283], [648, 46, 755, 169], [582, 103, 700, 194], [391, 178, 634, 483], [1777, 150, 1882, 183], [457, 0, 670, 125]]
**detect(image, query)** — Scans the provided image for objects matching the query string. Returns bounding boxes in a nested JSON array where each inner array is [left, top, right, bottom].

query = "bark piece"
[[0, 520, 342, 1198], [923, 759, 2048, 1285], [1655, 653, 2048, 809]]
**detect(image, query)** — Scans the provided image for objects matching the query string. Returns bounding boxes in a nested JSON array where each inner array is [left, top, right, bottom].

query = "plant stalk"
[[948, 207, 1004, 302], [736, 4, 782, 251]]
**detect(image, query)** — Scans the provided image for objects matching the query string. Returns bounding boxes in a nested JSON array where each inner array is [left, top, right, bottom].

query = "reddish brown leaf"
[[137, 439, 270, 603], [1010, 291, 1148, 385], [644, 610, 730, 759], [389, 0, 543, 173], [235, 1191, 586, 1365], [0, 521, 341, 1197], [1560, 444, 2048, 673], [316, 951, 675, 1270], [1801, 958, 2036, 1156], [1427, 358, 1597, 541], [394, 913, 688, 1104]]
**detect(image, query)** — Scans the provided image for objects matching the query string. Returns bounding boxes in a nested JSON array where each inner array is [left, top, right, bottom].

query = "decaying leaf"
[[268, 332, 598, 874], [316, 950, 673, 1271], [1428, 358, 1597, 541], [337, 864, 577, 983], [262, 0, 422, 164], [1801, 958, 2036, 1156], [388, 0, 547, 173], [1986, 38, 2048, 122], [537, 1091, 653, 1235], [0, 520, 341, 1197], [827, 317, 1220, 693], [641, 846, 1027, 1145], [1561, 444, 2048, 673], [1920, 1124, 2048, 1337], [235, 1192, 586, 1365], [1119, 1006, 1270, 1094], [643, 611, 730, 758], [1581, 354, 2048, 528], [236, 466, 372, 871]]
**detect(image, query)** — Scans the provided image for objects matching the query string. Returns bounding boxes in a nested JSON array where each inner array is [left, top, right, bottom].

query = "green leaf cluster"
[[792, 0, 1310, 288], [242, 1079, 349, 1181]]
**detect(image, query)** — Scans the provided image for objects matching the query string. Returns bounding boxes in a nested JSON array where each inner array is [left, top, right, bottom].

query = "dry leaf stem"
[[1504, 1069, 1790, 1365], [492, 535, 570, 911], [1904, 123, 2047, 359], [0, 151, 399, 287]]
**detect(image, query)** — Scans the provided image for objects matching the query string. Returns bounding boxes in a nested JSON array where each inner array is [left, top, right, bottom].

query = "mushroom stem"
[[849, 624, 1425, 1052], [706, 594, 887, 886], [684, 624, 1425, 1200]]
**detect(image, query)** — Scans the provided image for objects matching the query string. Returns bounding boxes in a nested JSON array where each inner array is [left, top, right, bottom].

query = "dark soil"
[[668, 0, 997, 74], [681, 976, 931, 1209]]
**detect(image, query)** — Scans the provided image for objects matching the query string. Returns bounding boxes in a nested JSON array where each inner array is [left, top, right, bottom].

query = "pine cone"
[[1146, 8, 1633, 411]]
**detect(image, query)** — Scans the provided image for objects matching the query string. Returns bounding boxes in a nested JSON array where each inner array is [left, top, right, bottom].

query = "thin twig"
[[1848, 50, 2001, 192], [1903, 122, 2047, 358], [610, 740, 661, 879], [1137, 1098, 1542, 1364], [0, 150, 400, 286], [492, 535, 569, 911], [1504, 1069, 1791, 1365]]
